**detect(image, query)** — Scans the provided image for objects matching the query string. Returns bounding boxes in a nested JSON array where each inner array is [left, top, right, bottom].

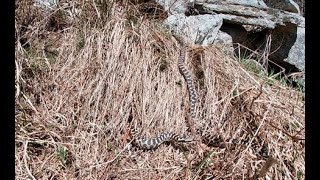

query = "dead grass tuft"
[[16, 1, 305, 179]]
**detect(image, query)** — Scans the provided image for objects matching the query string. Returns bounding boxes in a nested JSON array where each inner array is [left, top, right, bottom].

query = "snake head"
[[177, 134, 194, 142]]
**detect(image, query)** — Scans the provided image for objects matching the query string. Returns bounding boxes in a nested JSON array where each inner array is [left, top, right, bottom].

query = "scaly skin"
[[133, 132, 192, 150], [177, 39, 197, 119]]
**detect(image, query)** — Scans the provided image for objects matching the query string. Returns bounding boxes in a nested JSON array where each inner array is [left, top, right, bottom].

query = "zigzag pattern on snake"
[[177, 39, 197, 119], [131, 36, 197, 150], [133, 132, 192, 150]]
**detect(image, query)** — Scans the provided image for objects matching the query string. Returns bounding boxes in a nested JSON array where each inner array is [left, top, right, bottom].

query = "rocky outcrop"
[[159, 0, 305, 86], [195, 1, 304, 29]]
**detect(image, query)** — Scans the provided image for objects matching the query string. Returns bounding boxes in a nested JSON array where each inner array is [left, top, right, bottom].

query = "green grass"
[[76, 31, 86, 50], [297, 170, 303, 180], [56, 145, 67, 168], [239, 58, 267, 76], [240, 58, 305, 92], [193, 151, 214, 178]]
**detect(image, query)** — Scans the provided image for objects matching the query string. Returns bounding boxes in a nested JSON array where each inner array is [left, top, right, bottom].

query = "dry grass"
[[15, 1, 305, 179]]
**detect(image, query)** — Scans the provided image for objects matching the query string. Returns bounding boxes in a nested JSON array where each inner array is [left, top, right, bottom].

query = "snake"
[[131, 35, 198, 150]]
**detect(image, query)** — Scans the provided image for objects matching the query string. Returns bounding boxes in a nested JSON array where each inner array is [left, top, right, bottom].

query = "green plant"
[[240, 58, 266, 76], [193, 151, 214, 178], [264, 68, 289, 87], [56, 145, 67, 168], [297, 170, 303, 180], [77, 31, 85, 50]]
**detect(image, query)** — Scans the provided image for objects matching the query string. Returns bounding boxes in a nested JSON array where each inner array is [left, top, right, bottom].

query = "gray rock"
[[33, 0, 58, 10], [155, 0, 188, 14], [199, 2, 304, 29], [164, 14, 228, 45], [195, 0, 267, 8], [285, 0, 300, 14], [264, 0, 300, 14], [211, 30, 233, 45], [284, 26, 305, 71]]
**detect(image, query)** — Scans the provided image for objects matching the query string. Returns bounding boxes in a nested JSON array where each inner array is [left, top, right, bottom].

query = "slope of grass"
[[15, 1, 305, 179]]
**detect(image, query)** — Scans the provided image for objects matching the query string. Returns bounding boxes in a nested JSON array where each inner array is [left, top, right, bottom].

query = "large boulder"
[[164, 14, 232, 46]]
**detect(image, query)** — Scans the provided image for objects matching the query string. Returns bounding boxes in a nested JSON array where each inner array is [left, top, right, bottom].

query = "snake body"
[[177, 40, 197, 119], [133, 132, 192, 150], [132, 36, 197, 150]]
